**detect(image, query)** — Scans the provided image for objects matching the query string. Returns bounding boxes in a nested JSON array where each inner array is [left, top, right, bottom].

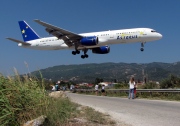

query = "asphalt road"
[[66, 92, 180, 126]]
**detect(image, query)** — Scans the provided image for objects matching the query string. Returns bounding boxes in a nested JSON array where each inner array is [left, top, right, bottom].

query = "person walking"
[[128, 77, 135, 99], [101, 85, 106, 96], [95, 84, 99, 95]]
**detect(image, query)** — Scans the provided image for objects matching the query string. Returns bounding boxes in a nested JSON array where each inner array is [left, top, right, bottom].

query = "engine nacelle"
[[92, 46, 110, 54], [80, 36, 98, 46]]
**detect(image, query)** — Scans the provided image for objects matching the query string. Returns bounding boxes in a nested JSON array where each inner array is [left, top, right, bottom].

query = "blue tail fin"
[[18, 21, 40, 42]]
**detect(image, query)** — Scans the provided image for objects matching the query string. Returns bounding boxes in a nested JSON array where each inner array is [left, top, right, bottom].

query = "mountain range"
[[32, 62, 180, 83]]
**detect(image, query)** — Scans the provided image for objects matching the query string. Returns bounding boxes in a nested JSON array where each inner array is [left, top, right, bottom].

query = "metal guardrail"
[[75, 89, 180, 93]]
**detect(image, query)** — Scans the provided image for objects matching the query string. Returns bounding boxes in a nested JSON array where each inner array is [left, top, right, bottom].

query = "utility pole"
[[142, 68, 144, 84]]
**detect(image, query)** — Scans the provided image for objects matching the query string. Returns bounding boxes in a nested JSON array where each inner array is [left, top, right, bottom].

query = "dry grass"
[[67, 106, 116, 126]]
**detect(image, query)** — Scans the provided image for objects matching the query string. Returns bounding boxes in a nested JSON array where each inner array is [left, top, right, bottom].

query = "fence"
[[75, 89, 180, 93], [74, 89, 180, 97]]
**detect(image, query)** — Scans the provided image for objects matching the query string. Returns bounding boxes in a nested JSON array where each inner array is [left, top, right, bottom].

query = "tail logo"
[[22, 26, 29, 38], [22, 29, 25, 34], [22, 29, 28, 38]]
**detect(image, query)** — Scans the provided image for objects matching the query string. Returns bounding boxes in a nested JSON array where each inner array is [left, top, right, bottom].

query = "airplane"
[[6, 20, 162, 59]]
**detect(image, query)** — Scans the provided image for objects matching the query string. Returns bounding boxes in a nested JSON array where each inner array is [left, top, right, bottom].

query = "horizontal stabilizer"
[[6, 37, 31, 45]]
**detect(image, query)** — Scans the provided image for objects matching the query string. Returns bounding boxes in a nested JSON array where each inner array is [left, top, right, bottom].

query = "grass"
[[0, 71, 116, 126], [83, 107, 115, 125], [45, 97, 78, 125], [136, 92, 180, 101], [0, 71, 48, 126], [67, 105, 116, 126]]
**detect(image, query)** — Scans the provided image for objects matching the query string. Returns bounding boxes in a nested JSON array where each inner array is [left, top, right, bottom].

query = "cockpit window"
[[151, 30, 157, 32]]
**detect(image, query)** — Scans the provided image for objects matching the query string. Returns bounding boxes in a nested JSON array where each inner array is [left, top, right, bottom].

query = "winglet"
[[18, 21, 40, 42]]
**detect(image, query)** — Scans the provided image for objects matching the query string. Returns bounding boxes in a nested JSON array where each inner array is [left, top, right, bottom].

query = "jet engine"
[[92, 45, 110, 54], [80, 36, 98, 46]]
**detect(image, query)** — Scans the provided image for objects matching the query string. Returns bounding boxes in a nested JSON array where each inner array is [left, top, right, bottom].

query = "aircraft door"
[[110, 31, 114, 39]]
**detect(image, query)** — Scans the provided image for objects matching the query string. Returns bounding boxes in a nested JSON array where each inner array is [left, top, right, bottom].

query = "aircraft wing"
[[6, 38, 31, 45], [34, 19, 83, 47]]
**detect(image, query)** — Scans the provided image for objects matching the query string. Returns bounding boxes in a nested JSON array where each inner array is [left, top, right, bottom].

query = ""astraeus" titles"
[[117, 35, 138, 40]]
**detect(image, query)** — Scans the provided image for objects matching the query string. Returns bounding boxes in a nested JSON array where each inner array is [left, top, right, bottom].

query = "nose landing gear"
[[140, 42, 145, 52]]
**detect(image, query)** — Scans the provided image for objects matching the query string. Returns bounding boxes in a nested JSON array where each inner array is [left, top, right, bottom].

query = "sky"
[[0, 0, 180, 75]]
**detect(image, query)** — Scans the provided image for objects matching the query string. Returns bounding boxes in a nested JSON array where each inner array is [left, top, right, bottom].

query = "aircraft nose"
[[158, 33, 162, 39]]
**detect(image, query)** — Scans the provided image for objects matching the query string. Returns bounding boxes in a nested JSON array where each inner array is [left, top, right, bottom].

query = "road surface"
[[66, 92, 180, 126]]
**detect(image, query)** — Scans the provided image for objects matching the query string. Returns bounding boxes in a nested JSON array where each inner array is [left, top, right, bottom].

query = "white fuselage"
[[19, 28, 162, 50]]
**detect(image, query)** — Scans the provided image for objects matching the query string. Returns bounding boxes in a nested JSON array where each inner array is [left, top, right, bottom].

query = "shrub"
[[114, 83, 128, 89]]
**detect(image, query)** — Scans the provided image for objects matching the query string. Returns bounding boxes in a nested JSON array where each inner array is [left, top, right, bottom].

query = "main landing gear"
[[81, 49, 88, 59], [72, 50, 80, 55], [71, 49, 89, 59], [140, 42, 145, 52], [81, 54, 88, 59]]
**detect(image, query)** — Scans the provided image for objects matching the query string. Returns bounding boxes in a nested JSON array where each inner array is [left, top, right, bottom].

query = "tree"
[[95, 78, 103, 84], [160, 74, 180, 89]]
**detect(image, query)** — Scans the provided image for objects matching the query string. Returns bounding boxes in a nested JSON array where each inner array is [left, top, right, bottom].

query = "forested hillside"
[[32, 62, 180, 83]]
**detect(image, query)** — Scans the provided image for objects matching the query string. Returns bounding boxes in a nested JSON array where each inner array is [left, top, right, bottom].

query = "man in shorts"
[[101, 85, 105, 96]]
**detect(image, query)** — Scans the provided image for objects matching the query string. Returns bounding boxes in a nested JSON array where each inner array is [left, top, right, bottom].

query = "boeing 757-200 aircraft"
[[7, 20, 162, 59]]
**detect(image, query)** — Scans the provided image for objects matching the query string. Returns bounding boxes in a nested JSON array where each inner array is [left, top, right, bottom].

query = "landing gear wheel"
[[140, 48, 144, 52], [72, 50, 80, 55], [85, 54, 88, 58], [140, 42, 145, 52], [76, 50, 80, 54], [81, 54, 88, 59], [81, 48, 88, 59], [72, 51, 76, 55], [81, 55, 85, 59]]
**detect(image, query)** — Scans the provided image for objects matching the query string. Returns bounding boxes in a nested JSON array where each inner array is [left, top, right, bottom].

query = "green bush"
[[114, 83, 128, 89], [143, 82, 159, 89], [160, 74, 180, 89]]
